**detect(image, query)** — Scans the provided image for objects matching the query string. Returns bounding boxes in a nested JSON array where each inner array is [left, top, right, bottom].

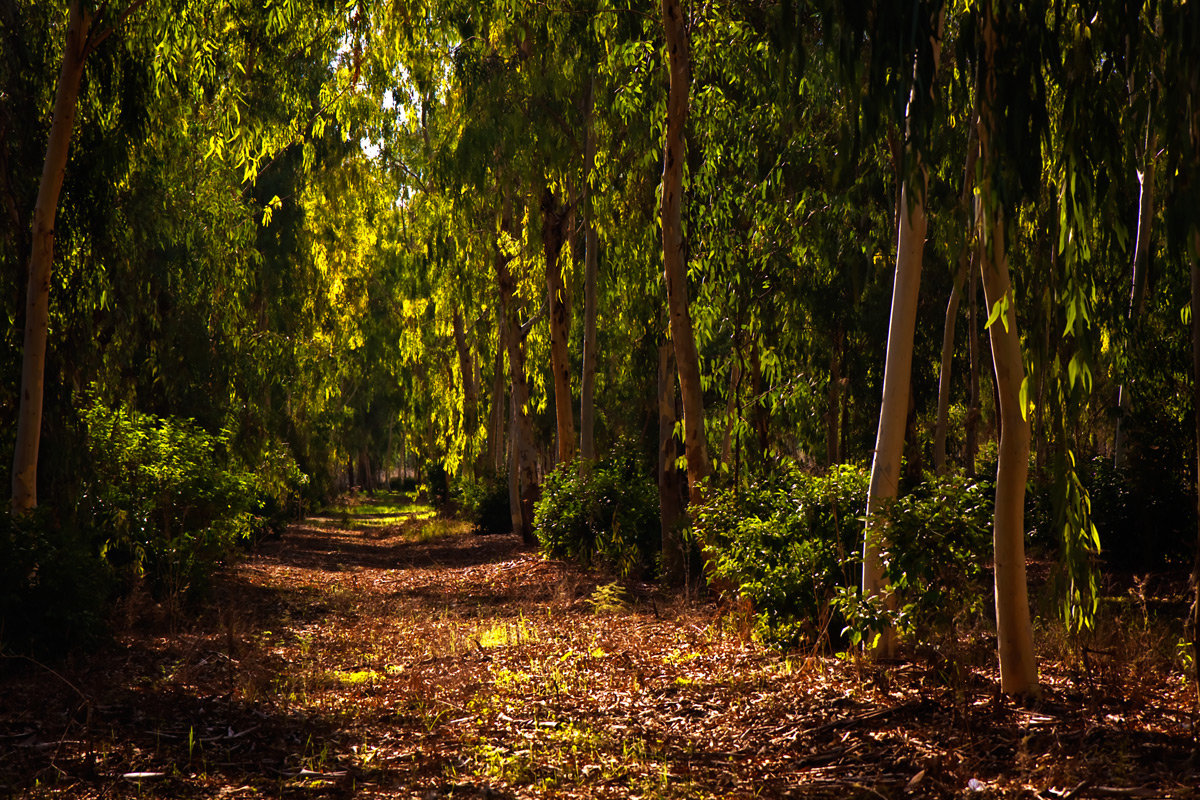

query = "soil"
[[1, 500, 1197, 798]]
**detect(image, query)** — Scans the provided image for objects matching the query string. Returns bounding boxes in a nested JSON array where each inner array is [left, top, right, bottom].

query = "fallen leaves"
[[1, 502, 1197, 799]]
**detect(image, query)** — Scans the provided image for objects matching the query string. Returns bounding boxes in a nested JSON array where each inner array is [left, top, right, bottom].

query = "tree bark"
[[979, 4, 1038, 697], [496, 213, 537, 543], [933, 124, 979, 474], [863, 13, 942, 658], [579, 75, 600, 463], [661, 0, 710, 511], [486, 312, 508, 474], [542, 186, 575, 467], [12, 0, 90, 513], [453, 307, 478, 436], [658, 337, 685, 584]]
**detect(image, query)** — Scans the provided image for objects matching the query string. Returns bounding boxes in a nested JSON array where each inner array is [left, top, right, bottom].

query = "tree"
[[977, 0, 1037, 697], [660, 0, 710, 513], [11, 0, 92, 513], [862, 1, 943, 658]]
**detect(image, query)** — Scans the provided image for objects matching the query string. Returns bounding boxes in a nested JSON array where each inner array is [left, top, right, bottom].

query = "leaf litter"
[[1, 501, 1197, 799]]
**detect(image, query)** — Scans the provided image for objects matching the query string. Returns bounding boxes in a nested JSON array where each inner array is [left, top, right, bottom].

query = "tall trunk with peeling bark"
[[979, 6, 1037, 697], [12, 1, 90, 513], [542, 187, 575, 466], [579, 76, 600, 463], [661, 0, 709, 513], [863, 10, 943, 658]]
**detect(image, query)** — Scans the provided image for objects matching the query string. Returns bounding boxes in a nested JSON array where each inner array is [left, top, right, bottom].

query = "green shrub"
[[703, 461, 993, 653], [80, 402, 295, 601], [534, 445, 659, 578], [870, 472, 993, 644], [700, 463, 868, 648]]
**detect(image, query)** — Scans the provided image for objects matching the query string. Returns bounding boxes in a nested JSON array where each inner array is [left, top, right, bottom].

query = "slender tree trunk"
[[496, 213, 537, 543], [661, 0, 710, 512], [542, 187, 575, 466], [979, 5, 1037, 697], [487, 314, 508, 474], [658, 337, 685, 583], [751, 338, 769, 456], [864, 180, 926, 658], [1115, 124, 1157, 467], [579, 76, 600, 462], [863, 15, 942, 657], [453, 308, 478, 434], [12, 1, 90, 513], [933, 124, 980, 473], [963, 256, 981, 477]]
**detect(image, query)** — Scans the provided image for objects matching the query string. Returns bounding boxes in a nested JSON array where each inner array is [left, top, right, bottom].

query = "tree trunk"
[[11, 0, 90, 513], [579, 75, 600, 463], [496, 215, 537, 543], [963, 253, 981, 477], [1115, 124, 1156, 467], [864, 179, 926, 659], [658, 337, 685, 584], [661, 0, 710, 512], [542, 186, 575, 467], [487, 313, 507, 474], [863, 15, 942, 657], [933, 124, 980, 474], [453, 308, 478, 437], [979, 5, 1037, 697]]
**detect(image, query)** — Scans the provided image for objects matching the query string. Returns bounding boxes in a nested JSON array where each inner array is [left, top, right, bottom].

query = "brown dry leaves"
[[1, 504, 1198, 799]]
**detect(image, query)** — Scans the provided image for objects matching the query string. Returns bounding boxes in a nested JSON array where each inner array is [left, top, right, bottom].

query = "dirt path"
[[2, 502, 1197, 798]]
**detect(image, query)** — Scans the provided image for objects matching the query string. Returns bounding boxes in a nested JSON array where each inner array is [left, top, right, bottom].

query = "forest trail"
[[1, 494, 1196, 799]]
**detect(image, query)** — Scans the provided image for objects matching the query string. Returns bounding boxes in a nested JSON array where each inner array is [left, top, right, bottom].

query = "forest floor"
[[2, 493, 1199, 799]]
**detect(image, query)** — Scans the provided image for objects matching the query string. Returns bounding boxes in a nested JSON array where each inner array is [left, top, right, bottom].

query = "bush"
[[868, 472, 993, 645], [703, 461, 993, 653], [0, 511, 112, 656], [534, 445, 659, 578], [700, 463, 868, 649], [80, 402, 292, 601], [454, 472, 512, 535]]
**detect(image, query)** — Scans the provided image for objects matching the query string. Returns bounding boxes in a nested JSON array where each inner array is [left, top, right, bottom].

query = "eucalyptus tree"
[[846, 0, 944, 658], [9, 0, 359, 513]]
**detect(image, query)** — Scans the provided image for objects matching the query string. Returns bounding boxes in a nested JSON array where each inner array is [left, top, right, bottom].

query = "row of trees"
[[4, 1, 1200, 698]]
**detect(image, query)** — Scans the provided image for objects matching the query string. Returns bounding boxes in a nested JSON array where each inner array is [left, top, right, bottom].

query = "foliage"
[[534, 446, 659, 579], [704, 462, 992, 652], [80, 401, 302, 600], [701, 462, 868, 649], [870, 472, 994, 645], [453, 472, 512, 536]]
